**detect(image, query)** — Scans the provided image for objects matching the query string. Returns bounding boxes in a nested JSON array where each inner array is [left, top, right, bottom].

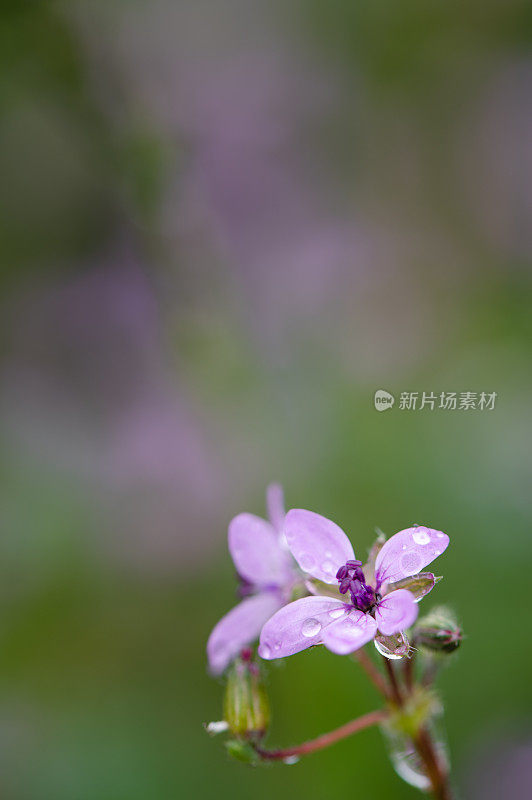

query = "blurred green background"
[[1, 1, 531, 798]]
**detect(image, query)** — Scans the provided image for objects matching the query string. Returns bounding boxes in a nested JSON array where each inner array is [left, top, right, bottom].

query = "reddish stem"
[[380, 656, 453, 800], [403, 647, 415, 693], [381, 656, 402, 706], [255, 709, 388, 761], [415, 726, 453, 800]]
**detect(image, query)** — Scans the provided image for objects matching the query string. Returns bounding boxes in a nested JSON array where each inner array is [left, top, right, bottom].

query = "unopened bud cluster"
[[224, 651, 270, 741]]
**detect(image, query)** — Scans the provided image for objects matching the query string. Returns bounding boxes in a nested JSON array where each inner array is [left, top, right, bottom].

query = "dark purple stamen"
[[336, 560, 377, 612], [336, 565, 348, 580], [339, 577, 351, 594]]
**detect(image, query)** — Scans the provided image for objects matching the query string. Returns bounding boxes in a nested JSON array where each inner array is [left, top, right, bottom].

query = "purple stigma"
[[336, 560, 376, 612]]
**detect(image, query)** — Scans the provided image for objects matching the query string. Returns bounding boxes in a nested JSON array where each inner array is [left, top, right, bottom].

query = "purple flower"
[[207, 485, 299, 675], [259, 510, 449, 659]]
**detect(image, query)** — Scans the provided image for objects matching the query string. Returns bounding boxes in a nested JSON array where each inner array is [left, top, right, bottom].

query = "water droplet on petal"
[[374, 637, 404, 660], [261, 644, 271, 659], [412, 529, 431, 545], [437, 532, 445, 539], [274, 640, 282, 651], [374, 631, 410, 660], [329, 607, 346, 620], [322, 559, 336, 575], [301, 618, 322, 637], [283, 755, 300, 765]]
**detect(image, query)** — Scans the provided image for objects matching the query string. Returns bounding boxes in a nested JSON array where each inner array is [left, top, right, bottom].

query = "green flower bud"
[[414, 606, 462, 654], [224, 656, 270, 741]]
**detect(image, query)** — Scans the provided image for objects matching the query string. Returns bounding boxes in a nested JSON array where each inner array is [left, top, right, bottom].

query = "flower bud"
[[414, 606, 462, 654], [224, 655, 270, 741]]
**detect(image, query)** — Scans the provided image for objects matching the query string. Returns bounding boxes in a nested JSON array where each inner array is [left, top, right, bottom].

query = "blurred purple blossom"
[[456, 58, 532, 263], [1, 240, 223, 567], [74, 3, 384, 347], [465, 732, 532, 799]]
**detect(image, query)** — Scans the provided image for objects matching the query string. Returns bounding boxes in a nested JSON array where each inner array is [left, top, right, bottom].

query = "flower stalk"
[[378, 657, 454, 800], [352, 649, 391, 699], [254, 709, 388, 761], [382, 656, 403, 707]]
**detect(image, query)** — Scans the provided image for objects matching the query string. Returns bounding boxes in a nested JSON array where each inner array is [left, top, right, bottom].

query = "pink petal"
[[266, 482, 285, 534], [228, 513, 292, 586], [322, 610, 377, 655], [258, 595, 349, 659], [284, 509, 355, 583], [375, 526, 449, 587], [375, 589, 418, 636], [207, 592, 283, 675]]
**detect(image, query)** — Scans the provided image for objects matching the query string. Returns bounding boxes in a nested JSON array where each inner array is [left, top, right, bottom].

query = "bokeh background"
[[1, 1, 532, 798]]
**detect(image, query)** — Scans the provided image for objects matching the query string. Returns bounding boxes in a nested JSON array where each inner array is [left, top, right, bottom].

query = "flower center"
[[336, 560, 377, 612]]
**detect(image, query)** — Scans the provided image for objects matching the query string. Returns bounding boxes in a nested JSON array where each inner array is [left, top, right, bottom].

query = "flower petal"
[[284, 509, 355, 583], [321, 610, 377, 655], [228, 513, 292, 586], [207, 592, 283, 675], [375, 526, 449, 587], [375, 589, 418, 636], [266, 483, 285, 534], [258, 595, 349, 659]]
